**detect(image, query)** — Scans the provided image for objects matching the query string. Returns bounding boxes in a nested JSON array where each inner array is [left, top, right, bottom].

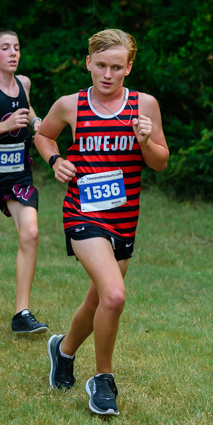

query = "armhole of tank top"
[[14, 76, 21, 91], [16, 76, 24, 103], [73, 89, 86, 145]]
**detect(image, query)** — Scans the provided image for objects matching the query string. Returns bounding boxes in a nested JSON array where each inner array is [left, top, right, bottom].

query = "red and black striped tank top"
[[63, 87, 143, 240]]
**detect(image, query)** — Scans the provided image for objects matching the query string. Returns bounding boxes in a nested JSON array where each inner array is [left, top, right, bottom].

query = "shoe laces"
[[96, 376, 118, 399], [24, 312, 38, 324]]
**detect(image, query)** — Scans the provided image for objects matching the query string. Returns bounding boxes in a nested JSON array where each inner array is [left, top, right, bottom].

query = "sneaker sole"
[[85, 377, 120, 416], [12, 326, 48, 334], [47, 334, 63, 389]]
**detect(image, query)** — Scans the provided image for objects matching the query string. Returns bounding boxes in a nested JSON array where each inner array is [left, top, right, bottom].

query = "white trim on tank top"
[[87, 86, 129, 119]]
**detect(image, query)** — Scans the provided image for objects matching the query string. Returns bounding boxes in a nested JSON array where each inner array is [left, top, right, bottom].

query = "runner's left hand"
[[132, 115, 153, 146]]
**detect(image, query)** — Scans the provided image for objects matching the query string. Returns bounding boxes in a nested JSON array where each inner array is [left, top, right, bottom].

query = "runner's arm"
[[17, 75, 42, 132], [133, 93, 169, 172], [34, 96, 77, 183]]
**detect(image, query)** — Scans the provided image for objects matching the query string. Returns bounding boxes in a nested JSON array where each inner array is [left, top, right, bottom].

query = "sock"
[[20, 309, 30, 316], [95, 373, 114, 377], [59, 342, 75, 359]]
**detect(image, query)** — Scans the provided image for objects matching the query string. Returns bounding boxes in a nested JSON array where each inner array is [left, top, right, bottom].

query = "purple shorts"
[[0, 183, 38, 217]]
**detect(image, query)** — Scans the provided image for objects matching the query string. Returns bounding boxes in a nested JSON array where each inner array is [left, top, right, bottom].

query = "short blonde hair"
[[88, 29, 137, 63]]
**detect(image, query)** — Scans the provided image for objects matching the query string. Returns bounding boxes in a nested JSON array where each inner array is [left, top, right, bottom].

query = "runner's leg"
[[62, 279, 99, 354], [61, 237, 129, 374], [6, 200, 38, 314]]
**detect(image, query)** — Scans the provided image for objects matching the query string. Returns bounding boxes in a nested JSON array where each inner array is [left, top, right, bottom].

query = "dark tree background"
[[1, 0, 213, 198]]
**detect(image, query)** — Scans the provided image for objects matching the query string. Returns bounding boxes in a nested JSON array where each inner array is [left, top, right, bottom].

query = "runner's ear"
[[86, 55, 92, 71], [125, 61, 133, 76]]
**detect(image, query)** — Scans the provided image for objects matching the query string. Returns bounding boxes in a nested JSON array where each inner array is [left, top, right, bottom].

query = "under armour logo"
[[84, 121, 90, 127], [12, 101, 19, 108]]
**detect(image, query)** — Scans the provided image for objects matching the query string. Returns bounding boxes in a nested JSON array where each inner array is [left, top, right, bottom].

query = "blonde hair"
[[88, 29, 137, 63]]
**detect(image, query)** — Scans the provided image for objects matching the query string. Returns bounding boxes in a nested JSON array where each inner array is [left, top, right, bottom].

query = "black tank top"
[[0, 77, 33, 195], [0, 76, 31, 147]]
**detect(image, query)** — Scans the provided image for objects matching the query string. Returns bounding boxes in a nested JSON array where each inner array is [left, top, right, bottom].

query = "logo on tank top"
[[12, 101, 19, 108], [84, 121, 90, 127], [0, 113, 21, 139]]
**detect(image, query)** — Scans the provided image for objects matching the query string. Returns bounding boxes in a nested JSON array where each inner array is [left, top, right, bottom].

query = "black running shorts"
[[66, 225, 134, 261]]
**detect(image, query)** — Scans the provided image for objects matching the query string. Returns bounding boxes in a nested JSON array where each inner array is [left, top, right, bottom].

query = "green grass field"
[[1, 171, 213, 425]]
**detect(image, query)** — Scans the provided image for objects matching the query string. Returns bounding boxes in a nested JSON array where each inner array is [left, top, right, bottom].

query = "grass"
[[1, 170, 213, 425]]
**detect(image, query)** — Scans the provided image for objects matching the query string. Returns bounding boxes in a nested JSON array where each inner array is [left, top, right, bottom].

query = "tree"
[[1, 0, 213, 198]]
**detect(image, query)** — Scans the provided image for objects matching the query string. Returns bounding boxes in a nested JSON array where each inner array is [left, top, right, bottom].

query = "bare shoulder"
[[138, 92, 160, 115], [16, 75, 31, 102], [56, 92, 78, 112], [16, 75, 31, 91], [52, 93, 78, 127], [43, 92, 79, 133]]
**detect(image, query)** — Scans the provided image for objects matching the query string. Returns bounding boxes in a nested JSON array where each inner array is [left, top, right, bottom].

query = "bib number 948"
[[0, 142, 25, 172], [0, 152, 21, 164]]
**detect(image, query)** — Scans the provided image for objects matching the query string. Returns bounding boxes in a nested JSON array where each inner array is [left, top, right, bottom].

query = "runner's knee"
[[19, 223, 38, 246], [102, 289, 126, 314]]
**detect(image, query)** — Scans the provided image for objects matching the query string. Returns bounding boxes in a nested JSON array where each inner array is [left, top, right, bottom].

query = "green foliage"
[[157, 128, 213, 199], [1, 0, 213, 198]]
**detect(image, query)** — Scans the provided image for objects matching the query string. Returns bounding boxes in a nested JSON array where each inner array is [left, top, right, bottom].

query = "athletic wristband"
[[31, 117, 42, 126], [49, 155, 63, 168]]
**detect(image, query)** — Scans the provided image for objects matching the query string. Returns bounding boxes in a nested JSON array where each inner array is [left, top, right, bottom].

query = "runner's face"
[[86, 46, 132, 96], [0, 34, 20, 73]]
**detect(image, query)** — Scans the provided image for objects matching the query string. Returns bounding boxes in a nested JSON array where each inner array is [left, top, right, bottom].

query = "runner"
[[0, 28, 48, 334], [35, 28, 169, 415]]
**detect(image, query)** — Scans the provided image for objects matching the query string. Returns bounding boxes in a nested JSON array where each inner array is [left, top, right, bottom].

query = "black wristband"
[[48, 155, 62, 168]]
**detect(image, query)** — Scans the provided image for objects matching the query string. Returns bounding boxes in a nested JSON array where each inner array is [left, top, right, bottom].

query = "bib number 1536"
[[77, 169, 127, 212], [84, 182, 120, 200]]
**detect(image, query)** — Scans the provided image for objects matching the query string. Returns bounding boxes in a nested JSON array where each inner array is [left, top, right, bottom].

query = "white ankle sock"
[[95, 373, 114, 377], [20, 309, 30, 316], [59, 342, 75, 359]]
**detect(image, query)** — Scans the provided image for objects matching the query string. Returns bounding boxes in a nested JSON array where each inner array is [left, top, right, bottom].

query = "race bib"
[[77, 169, 127, 212], [0, 143, 25, 172]]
